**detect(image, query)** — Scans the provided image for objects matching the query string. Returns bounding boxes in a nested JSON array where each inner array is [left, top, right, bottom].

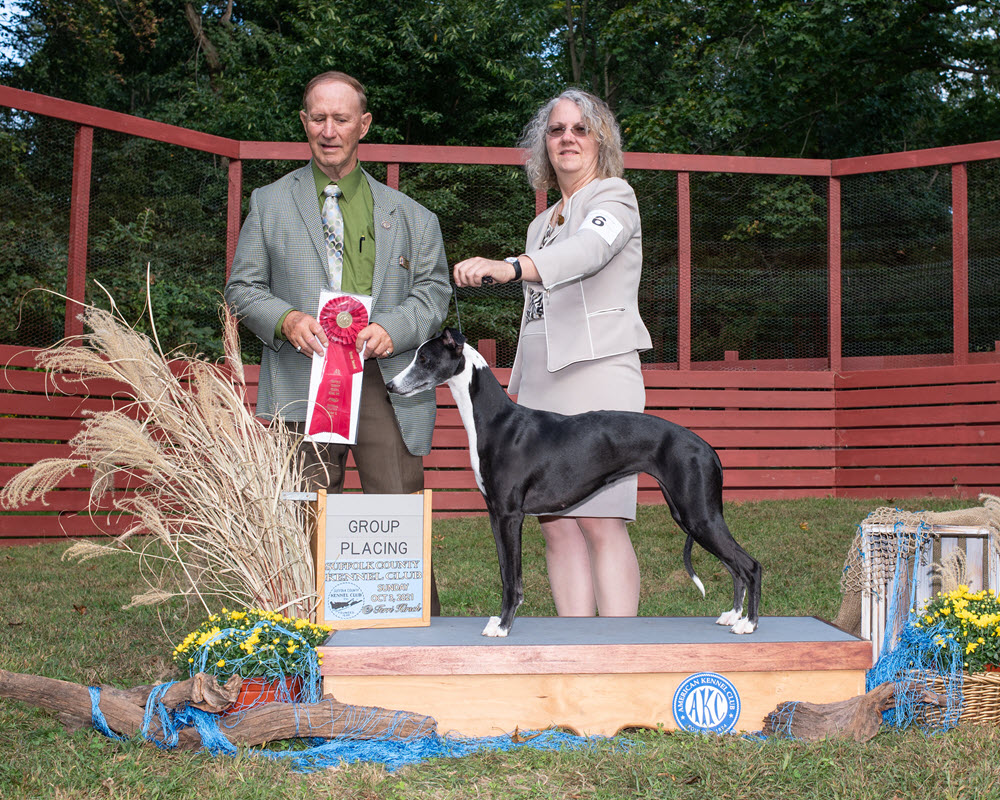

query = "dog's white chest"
[[448, 350, 487, 497], [454, 392, 485, 495]]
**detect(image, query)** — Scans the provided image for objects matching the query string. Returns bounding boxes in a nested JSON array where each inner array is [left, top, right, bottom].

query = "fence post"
[[65, 124, 93, 340], [535, 188, 547, 217], [387, 163, 400, 190], [225, 157, 242, 280], [827, 176, 842, 372], [952, 163, 969, 366], [677, 171, 691, 370]]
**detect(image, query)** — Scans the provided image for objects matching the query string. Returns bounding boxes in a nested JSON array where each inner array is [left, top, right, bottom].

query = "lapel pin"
[[381, 220, 391, 229], [399, 256, 410, 269]]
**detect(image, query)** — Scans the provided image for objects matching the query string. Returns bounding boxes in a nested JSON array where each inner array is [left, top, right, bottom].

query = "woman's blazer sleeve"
[[525, 178, 639, 289]]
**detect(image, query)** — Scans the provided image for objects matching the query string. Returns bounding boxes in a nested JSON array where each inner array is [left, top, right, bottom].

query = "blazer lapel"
[[366, 170, 399, 304], [292, 162, 327, 264], [528, 202, 566, 250]]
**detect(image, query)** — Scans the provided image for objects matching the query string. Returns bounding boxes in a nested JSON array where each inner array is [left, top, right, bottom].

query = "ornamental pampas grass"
[[0, 294, 317, 619]]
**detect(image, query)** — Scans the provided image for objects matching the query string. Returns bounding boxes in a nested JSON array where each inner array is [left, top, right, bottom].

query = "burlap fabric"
[[833, 494, 1000, 637]]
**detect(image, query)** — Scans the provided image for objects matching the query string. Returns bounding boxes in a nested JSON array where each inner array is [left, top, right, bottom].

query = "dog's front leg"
[[483, 509, 525, 637]]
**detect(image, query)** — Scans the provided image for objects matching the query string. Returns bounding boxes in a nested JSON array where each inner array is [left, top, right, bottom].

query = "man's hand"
[[281, 310, 328, 357], [356, 323, 395, 359]]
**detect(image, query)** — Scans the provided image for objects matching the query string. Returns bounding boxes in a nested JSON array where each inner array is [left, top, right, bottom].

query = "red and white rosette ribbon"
[[307, 296, 368, 438]]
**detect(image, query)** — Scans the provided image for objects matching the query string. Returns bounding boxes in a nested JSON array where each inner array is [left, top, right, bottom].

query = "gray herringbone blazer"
[[224, 163, 451, 456]]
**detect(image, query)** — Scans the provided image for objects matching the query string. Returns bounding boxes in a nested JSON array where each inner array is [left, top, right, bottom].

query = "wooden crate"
[[861, 523, 999, 662]]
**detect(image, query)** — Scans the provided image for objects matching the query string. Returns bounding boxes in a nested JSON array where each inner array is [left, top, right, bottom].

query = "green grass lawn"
[[2, 497, 999, 799]]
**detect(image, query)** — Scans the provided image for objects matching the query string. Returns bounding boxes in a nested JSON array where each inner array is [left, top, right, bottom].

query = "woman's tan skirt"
[[513, 319, 646, 520]]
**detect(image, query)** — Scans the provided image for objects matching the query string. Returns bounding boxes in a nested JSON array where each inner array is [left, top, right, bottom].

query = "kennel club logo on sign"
[[322, 494, 426, 625], [672, 672, 741, 733]]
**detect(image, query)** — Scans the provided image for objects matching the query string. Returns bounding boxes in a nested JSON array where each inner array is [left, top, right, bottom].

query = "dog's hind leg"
[[700, 523, 760, 633], [657, 480, 761, 634], [687, 511, 760, 633], [483, 509, 525, 637]]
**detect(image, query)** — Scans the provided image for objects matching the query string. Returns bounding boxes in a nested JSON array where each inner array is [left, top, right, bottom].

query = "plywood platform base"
[[318, 616, 871, 737]]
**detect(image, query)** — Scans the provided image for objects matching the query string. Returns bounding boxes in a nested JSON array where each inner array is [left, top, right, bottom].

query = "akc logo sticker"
[[672, 672, 741, 733]]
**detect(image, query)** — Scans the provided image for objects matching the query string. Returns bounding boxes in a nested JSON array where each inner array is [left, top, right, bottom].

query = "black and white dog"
[[387, 328, 761, 638]]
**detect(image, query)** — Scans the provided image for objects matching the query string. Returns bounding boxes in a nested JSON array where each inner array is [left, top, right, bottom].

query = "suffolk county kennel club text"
[[325, 560, 423, 583]]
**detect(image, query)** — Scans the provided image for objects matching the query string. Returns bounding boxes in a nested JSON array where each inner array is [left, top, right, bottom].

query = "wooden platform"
[[319, 616, 872, 736]]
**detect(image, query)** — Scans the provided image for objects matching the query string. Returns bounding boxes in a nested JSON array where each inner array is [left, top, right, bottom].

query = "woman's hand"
[[452, 257, 518, 287]]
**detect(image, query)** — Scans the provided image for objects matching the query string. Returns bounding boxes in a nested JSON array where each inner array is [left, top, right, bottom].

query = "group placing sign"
[[312, 490, 432, 629]]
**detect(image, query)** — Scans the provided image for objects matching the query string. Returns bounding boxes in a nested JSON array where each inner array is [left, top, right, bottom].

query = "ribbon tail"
[[308, 344, 364, 439]]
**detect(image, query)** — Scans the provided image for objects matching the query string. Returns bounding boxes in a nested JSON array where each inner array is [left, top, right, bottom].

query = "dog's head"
[[386, 328, 468, 397]]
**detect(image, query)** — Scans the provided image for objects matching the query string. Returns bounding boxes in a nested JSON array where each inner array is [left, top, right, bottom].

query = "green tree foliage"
[[1, 1, 997, 360], [595, 0, 1000, 159]]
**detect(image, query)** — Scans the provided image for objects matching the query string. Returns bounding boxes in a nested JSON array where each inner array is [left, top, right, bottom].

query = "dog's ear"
[[441, 328, 466, 353]]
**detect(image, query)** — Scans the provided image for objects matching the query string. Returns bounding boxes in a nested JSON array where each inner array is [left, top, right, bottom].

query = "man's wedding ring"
[[295, 345, 302, 352]]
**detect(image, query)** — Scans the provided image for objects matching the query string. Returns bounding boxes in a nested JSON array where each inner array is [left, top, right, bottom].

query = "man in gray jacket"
[[225, 72, 450, 610]]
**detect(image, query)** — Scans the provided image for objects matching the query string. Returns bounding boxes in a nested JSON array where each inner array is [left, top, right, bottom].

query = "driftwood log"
[[762, 680, 945, 742], [0, 668, 436, 749]]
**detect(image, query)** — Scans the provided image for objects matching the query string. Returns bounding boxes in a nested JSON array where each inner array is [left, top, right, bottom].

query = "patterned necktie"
[[322, 184, 345, 290]]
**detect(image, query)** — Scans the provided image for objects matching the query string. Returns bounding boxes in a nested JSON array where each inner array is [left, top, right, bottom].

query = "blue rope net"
[[763, 510, 972, 739], [184, 621, 325, 708], [89, 628, 625, 771], [860, 512, 965, 732]]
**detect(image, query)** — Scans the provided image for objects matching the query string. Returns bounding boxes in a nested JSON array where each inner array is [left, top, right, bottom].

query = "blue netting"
[[88, 683, 626, 771], [91, 626, 630, 771], [87, 686, 129, 741], [858, 511, 965, 732], [762, 510, 974, 740]]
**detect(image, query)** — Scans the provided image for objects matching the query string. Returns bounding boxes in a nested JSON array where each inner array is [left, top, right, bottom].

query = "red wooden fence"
[[3, 343, 998, 543]]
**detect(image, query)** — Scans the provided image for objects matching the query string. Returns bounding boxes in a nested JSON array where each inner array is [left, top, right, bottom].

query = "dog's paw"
[[715, 609, 741, 626], [481, 616, 508, 637], [730, 617, 757, 635]]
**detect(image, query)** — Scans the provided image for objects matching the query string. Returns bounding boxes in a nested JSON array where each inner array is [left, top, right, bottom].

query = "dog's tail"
[[683, 535, 706, 597]]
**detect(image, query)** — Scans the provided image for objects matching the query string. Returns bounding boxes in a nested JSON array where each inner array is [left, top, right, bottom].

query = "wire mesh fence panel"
[[841, 168, 953, 359], [398, 163, 537, 368], [690, 172, 829, 367], [0, 111, 75, 348], [84, 129, 230, 359], [1, 101, 995, 376], [631, 169, 678, 367], [968, 159, 1000, 356]]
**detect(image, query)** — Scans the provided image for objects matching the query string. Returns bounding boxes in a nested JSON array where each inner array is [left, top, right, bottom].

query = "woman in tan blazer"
[[454, 89, 652, 619]]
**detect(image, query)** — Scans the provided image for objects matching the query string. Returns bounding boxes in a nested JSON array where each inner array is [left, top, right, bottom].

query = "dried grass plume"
[[1, 298, 317, 619]]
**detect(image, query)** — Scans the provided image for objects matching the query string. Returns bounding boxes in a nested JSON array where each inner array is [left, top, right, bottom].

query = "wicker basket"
[[921, 670, 1000, 726], [956, 670, 1000, 725]]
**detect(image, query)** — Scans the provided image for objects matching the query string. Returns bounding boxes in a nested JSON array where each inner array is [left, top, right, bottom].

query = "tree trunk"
[[0, 669, 436, 750], [183, 3, 223, 76], [762, 681, 944, 742]]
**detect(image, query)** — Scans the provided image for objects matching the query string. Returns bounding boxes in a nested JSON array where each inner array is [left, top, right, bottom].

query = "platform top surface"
[[323, 616, 859, 648]]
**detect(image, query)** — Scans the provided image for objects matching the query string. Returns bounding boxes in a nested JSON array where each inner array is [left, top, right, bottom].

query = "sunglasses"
[[546, 123, 590, 139]]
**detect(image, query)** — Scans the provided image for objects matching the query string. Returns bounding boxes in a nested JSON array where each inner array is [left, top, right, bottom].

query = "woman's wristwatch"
[[504, 256, 523, 281]]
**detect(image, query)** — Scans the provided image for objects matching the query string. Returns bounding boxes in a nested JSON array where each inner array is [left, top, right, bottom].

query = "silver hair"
[[518, 89, 624, 192]]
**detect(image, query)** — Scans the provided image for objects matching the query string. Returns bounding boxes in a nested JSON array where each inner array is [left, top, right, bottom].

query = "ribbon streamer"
[[308, 296, 368, 438]]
